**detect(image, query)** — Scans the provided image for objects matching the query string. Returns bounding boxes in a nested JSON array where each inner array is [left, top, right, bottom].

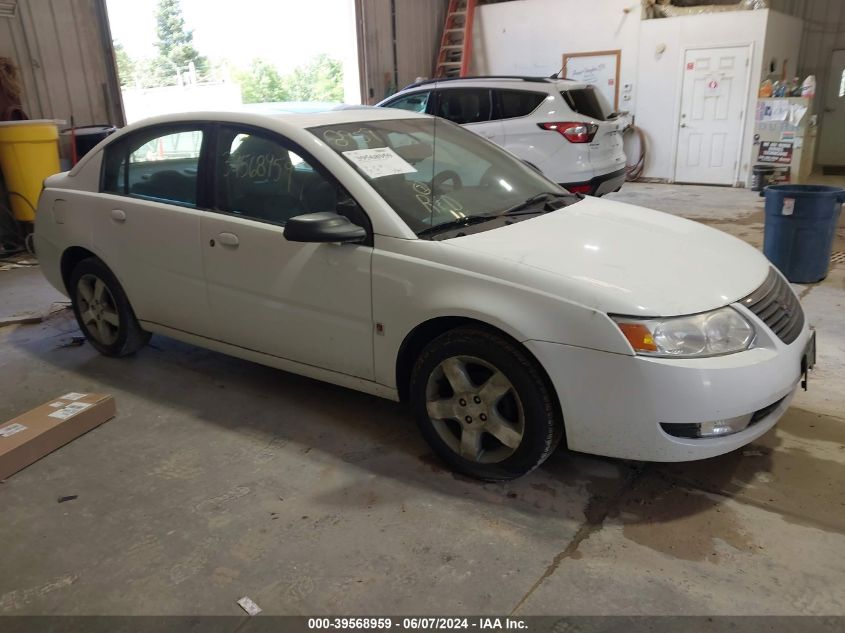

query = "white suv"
[[377, 76, 627, 196]]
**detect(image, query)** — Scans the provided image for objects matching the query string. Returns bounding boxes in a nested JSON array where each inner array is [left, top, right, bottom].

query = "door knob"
[[217, 232, 239, 247], [680, 123, 687, 128], [110, 209, 126, 222]]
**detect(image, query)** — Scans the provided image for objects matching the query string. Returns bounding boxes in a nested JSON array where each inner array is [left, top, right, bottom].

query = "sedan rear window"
[[561, 88, 608, 121]]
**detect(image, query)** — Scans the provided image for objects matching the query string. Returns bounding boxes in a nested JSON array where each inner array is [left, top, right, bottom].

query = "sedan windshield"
[[309, 117, 580, 236]]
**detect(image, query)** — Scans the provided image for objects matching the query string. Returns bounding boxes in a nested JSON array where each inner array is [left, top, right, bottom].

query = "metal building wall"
[[357, 0, 447, 104], [0, 0, 123, 126], [770, 0, 845, 106]]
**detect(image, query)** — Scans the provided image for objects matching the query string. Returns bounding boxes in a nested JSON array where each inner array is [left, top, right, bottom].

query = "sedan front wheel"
[[410, 327, 563, 480]]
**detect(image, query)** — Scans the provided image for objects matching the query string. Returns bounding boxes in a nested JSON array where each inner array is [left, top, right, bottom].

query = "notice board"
[[757, 141, 794, 165], [562, 50, 621, 111]]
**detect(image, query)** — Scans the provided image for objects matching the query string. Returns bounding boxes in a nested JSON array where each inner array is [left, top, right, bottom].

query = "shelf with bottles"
[[759, 75, 815, 99]]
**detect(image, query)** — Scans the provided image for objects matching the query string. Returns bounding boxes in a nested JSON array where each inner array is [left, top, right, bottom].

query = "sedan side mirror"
[[283, 212, 366, 244]]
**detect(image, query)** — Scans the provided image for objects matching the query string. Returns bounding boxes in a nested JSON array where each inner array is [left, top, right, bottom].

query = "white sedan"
[[35, 108, 815, 480]]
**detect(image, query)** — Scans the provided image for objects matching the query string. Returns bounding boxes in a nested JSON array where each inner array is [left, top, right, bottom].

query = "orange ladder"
[[434, 0, 477, 78]]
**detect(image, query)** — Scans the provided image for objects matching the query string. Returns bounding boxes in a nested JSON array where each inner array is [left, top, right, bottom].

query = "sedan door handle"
[[217, 232, 239, 247], [110, 209, 126, 223]]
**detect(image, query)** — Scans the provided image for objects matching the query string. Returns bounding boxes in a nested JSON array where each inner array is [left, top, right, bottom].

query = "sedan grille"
[[740, 269, 804, 345]]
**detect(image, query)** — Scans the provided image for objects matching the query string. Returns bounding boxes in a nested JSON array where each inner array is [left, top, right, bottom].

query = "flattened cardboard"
[[0, 393, 115, 480]]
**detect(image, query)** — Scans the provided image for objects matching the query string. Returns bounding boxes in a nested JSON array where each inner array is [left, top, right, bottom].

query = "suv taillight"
[[538, 121, 598, 143]]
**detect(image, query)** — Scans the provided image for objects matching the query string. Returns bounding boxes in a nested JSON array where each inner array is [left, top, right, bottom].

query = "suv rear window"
[[561, 88, 608, 121], [495, 90, 546, 119]]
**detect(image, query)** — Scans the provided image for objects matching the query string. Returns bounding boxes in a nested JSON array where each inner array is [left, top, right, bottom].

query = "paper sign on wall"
[[757, 141, 794, 165], [342, 148, 417, 179]]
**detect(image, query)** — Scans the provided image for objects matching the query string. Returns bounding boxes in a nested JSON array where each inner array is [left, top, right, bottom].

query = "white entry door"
[[818, 49, 845, 167], [675, 46, 750, 185]]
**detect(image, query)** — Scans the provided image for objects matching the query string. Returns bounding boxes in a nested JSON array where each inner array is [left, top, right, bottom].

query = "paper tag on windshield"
[[782, 198, 794, 215], [342, 147, 417, 179]]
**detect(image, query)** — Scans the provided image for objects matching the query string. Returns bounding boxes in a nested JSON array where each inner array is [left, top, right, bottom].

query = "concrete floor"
[[1, 182, 844, 616]]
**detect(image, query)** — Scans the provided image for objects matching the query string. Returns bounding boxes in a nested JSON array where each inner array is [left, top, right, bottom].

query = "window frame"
[[431, 87, 494, 125], [99, 122, 213, 210], [208, 123, 374, 246], [491, 88, 548, 122]]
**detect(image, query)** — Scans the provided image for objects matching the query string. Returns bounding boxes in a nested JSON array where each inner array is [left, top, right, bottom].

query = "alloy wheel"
[[76, 273, 120, 346], [425, 355, 525, 463]]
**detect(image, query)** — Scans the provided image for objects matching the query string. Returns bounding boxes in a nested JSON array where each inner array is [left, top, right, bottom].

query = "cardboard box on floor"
[[0, 393, 115, 481]]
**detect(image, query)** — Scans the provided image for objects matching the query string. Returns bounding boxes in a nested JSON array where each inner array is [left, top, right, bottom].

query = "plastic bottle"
[[790, 77, 801, 97], [773, 80, 787, 98], [759, 79, 773, 98], [801, 75, 816, 98]]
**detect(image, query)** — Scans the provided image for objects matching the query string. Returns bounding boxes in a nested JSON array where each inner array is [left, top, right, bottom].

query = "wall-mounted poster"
[[561, 50, 621, 111], [757, 141, 794, 165]]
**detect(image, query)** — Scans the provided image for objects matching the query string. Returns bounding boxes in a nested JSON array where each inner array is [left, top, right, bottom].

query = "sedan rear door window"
[[102, 127, 204, 207]]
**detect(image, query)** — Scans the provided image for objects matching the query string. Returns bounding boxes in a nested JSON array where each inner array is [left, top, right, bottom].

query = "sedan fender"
[[371, 236, 633, 390]]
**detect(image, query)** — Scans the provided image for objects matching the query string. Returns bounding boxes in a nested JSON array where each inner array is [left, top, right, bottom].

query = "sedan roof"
[[68, 107, 430, 177], [121, 107, 429, 132]]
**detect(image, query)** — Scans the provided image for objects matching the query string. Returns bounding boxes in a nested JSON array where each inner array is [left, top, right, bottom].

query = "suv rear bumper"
[[560, 167, 626, 197]]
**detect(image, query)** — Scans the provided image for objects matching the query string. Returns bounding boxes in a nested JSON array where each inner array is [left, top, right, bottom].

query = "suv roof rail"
[[400, 75, 571, 90]]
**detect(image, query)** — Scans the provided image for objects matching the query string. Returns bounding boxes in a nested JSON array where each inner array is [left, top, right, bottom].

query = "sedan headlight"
[[613, 307, 755, 358]]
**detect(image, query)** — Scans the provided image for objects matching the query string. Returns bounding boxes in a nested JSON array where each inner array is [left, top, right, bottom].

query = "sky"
[[105, 0, 358, 75]]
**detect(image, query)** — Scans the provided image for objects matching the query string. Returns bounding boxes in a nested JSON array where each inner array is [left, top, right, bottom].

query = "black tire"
[[410, 326, 563, 481], [69, 257, 150, 357]]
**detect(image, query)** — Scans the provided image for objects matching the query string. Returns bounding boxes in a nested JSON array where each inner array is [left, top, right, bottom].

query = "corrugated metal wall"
[[0, 0, 123, 126], [770, 0, 845, 105], [357, 0, 447, 103]]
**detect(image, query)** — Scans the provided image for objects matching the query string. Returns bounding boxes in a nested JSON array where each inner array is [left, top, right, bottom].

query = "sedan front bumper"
[[525, 322, 812, 462]]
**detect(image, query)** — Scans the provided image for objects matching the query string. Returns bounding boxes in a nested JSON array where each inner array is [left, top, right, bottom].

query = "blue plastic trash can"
[[761, 184, 845, 283]]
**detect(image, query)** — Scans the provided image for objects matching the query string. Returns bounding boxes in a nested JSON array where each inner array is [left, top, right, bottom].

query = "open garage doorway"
[[105, 0, 361, 123]]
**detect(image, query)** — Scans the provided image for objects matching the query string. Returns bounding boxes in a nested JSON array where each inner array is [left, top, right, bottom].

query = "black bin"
[[65, 125, 117, 160], [751, 164, 775, 192]]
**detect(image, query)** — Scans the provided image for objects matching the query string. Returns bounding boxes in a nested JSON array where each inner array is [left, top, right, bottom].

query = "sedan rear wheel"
[[76, 274, 121, 346], [410, 327, 563, 480], [69, 257, 150, 357]]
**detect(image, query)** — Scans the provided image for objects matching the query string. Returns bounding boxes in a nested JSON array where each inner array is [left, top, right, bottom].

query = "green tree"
[[237, 59, 290, 104], [151, 0, 209, 86], [282, 54, 344, 102], [113, 42, 135, 87]]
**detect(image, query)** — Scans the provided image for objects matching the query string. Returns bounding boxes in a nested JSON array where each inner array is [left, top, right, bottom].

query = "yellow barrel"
[[0, 120, 61, 222]]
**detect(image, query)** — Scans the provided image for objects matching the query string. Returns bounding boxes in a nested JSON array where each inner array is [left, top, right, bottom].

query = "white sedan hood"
[[447, 196, 770, 317]]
